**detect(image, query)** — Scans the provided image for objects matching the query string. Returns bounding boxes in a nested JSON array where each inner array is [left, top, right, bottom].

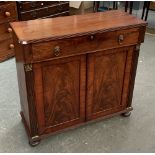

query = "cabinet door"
[[86, 47, 134, 120], [33, 55, 86, 134]]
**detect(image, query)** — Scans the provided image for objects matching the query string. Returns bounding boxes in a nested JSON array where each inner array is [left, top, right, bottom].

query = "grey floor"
[[0, 34, 155, 152]]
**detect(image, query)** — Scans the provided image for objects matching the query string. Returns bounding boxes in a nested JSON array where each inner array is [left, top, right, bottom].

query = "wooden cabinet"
[[17, 1, 69, 21], [0, 2, 18, 62], [10, 11, 147, 146]]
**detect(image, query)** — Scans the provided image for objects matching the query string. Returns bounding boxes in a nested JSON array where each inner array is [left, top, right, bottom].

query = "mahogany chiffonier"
[[0, 2, 18, 62], [10, 10, 147, 146], [16, 1, 69, 21]]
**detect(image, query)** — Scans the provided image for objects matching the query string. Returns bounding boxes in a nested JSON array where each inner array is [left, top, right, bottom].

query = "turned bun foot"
[[29, 140, 40, 147], [29, 136, 41, 147], [121, 111, 131, 117]]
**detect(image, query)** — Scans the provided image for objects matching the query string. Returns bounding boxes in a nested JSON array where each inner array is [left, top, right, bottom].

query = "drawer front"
[[0, 2, 17, 23], [0, 2, 13, 6], [0, 22, 14, 41], [19, 2, 69, 21], [0, 38, 15, 62], [32, 28, 140, 62], [17, 1, 62, 12], [0, 48, 14, 62], [0, 38, 14, 51]]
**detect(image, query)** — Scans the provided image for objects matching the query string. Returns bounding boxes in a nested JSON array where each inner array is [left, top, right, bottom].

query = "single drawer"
[[0, 2, 13, 6], [0, 38, 15, 52], [32, 28, 140, 62], [0, 38, 15, 62], [0, 22, 14, 41], [0, 2, 17, 24], [17, 1, 62, 12], [19, 2, 69, 21], [44, 11, 69, 19]]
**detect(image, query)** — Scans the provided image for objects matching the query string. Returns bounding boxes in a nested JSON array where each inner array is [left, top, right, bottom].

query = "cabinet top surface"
[[10, 10, 147, 44]]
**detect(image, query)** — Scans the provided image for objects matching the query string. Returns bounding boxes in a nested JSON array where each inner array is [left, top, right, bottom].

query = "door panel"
[[33, 55, 86, 134], [86, 47, 133, 120]]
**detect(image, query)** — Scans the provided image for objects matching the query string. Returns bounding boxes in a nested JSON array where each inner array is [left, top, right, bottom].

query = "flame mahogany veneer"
[[10, 10, 147, 146]]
